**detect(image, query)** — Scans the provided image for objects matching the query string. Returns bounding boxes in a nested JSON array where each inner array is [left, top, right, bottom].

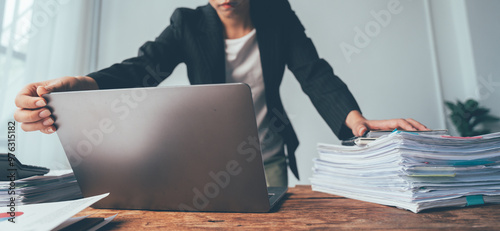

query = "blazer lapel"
[[255, 26, 277, 89], [252, 4, 282, 94], [197, 4, 226, 84]]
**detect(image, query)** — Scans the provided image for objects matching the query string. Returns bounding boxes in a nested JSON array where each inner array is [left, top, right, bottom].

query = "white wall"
[[96, 0, 205, 86], [94, 0, 499, 186], [430, 0, 500, 134], [430, 0, 480, 136], [465, 0, 500, 132], [281, 0, 444, 185]]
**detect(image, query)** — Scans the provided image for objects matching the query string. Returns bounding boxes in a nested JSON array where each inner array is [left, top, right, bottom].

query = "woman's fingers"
[[15, 83, 47, 109], [406, 118, 429, 130], [364, 118, 430, 133], [19, 117, 56, 133], [394, 118, 417, 131], [14, 108, 52, 124]]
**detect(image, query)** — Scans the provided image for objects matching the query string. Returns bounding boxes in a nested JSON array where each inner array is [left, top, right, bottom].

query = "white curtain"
[[0, 0, 100, 169]]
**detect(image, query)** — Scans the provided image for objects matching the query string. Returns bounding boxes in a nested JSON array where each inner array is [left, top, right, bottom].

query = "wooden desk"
[[76, 185, 500, 230]]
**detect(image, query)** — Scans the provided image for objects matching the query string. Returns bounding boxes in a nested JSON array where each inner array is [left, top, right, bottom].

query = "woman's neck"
[[221, 17, 254, 39], [216, 5, 254, 39]]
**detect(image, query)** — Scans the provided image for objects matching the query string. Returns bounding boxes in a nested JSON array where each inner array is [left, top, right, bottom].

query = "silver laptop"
[[44, 83, 287, 212]]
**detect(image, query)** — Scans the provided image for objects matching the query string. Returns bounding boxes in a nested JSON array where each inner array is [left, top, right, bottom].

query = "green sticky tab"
[[453, 160, 495, 166], [466, 195, 484, 206]]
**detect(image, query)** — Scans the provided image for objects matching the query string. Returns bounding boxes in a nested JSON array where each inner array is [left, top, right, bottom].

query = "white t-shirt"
[[225, 29, 284, 161]]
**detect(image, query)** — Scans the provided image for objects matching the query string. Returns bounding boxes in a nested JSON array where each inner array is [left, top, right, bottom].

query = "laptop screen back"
[[45, 83, 271, 212]]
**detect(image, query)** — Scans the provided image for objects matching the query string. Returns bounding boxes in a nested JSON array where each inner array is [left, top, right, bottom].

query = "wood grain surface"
[[76, 185, 500, 230]]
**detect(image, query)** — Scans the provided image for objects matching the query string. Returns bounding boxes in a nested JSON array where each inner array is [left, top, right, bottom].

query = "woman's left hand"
[[345, 110, 430, 137]]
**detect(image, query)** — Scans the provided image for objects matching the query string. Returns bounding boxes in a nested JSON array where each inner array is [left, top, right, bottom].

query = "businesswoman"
[[14, 0, 428, 186]]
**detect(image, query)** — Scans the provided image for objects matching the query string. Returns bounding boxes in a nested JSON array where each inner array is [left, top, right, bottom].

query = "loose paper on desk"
[[0, 193, 109, 231]]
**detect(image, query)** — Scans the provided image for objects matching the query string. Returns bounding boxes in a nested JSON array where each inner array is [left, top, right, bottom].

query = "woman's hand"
[[345, 110, 429, 137], [14, 76, 98, 134]]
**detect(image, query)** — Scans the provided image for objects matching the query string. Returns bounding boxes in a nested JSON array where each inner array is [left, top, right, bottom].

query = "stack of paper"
[[0, 193, 115, 230], [311, 131, 500, 213], [0, 170, 82, 205], [0, 153, 50, 180]]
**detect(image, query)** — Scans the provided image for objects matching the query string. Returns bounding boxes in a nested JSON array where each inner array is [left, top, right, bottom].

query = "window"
[[0, 0, 34, 149], [1, 0, 34, 76], [1, 0, 100, 167], [1, 0, 34, 106]]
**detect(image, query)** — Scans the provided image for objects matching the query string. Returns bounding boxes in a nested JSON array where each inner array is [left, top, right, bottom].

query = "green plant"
[[445, 99, 499, 137]]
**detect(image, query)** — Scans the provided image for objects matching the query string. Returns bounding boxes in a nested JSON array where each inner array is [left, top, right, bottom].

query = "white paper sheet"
[[0, 193, 109, 231]]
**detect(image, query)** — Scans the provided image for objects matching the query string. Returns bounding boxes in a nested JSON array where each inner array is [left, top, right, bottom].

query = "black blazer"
[[88, 0, 360, 179]]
